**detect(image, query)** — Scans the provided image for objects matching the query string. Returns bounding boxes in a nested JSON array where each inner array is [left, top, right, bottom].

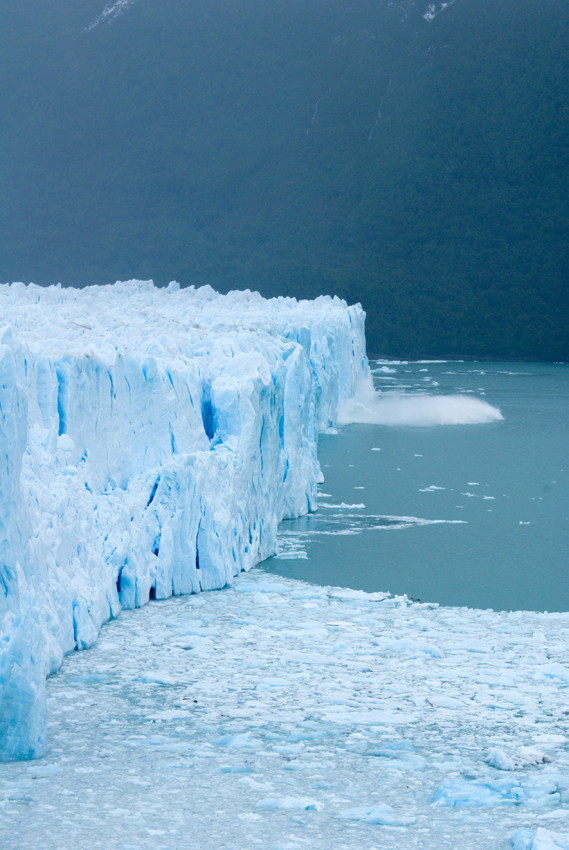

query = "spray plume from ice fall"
[[338, 377, 503, 426]]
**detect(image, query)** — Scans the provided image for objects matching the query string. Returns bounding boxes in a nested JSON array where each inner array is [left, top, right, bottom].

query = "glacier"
[[0, 280, 368, 762]]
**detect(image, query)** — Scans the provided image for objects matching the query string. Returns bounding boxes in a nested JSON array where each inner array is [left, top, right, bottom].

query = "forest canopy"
[[0, 0, 567, 359]]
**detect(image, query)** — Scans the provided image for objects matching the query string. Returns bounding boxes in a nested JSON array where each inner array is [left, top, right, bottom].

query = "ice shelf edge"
[[0, 281, 368, 761]]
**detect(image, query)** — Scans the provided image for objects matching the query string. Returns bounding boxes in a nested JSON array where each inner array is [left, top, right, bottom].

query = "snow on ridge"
[[0, 280, 368, 761], [85, 0, 140, 32], [422, 0, 457, 22]]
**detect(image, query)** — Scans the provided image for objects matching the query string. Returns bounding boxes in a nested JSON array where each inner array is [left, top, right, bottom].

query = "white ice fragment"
[[539, 664, 569, 683], [256, 797, 323, 811], [427, 695, 463, 708], [388, 638, 444, 658], [321, 709, 417, 725], [511, 827, 569, 850], [538, 812, 569, 823], [488, 748, 550, 771], [234, 582, 291, 594], [434, 775, 565, 809], [275, 551, 308, 560], [214, 734, 257, 750], [488, 749, 517, 771], [340, 804, 416, 825], [320, 502, 366, 509]]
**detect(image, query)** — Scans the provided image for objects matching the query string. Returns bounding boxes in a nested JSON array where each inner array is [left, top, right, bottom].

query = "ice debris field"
[[2, 572, 569, 850], [1, 282, 568, 849]]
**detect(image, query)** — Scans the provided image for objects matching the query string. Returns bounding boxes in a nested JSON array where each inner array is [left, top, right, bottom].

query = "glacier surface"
[[0, 280, 367, 761]]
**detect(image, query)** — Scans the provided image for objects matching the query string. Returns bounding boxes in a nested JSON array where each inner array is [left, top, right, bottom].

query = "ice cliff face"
[[0, 281, 368, 761]]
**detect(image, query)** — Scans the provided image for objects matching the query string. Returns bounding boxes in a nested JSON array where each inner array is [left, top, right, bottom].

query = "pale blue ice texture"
[[1, 570, 568, 849], [512, 828, 569, 849], [0, 281, 368, 761]]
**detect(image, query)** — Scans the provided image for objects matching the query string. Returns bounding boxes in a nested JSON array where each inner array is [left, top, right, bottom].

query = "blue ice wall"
[[0, 282, 368, 760]]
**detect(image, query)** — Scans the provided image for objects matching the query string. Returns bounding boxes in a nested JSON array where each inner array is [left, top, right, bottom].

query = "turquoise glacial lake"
[[262, 361, 568, 612]]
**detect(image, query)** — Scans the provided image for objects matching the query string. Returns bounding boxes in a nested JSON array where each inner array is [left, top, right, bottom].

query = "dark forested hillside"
[[1, 0, 567, 359]]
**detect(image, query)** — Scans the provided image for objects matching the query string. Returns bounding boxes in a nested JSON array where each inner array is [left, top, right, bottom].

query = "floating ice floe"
[[511, 827, 569, 849]]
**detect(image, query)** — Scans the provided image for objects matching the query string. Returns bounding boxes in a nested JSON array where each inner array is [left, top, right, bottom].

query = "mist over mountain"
[[1, 0, 567, 359]]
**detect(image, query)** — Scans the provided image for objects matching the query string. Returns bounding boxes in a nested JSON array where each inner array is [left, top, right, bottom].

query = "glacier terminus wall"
[[0, 281, 368, 761]]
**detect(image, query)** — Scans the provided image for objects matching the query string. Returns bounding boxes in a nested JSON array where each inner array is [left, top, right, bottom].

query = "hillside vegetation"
[[1, 0, 567, 358]]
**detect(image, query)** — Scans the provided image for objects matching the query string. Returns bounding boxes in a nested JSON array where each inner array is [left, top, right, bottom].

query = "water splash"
[[338, 378, 503, 426]]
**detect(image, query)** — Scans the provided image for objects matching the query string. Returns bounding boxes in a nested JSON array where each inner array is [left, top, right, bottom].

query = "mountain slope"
[[0, 0, 567, 358]]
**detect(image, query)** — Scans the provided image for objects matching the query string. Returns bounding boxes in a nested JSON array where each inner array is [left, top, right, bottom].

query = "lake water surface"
[[262, 361, 568, 612]]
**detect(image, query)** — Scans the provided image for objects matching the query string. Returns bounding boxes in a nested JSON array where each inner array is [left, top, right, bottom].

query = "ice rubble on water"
[[0, 280, 368, 761]]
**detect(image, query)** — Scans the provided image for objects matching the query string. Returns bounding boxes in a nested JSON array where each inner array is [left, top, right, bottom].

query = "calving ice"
[[0, 281, 368, 761]]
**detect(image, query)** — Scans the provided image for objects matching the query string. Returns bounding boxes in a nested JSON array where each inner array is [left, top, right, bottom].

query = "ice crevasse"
[[0, 280, 368, 761]]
